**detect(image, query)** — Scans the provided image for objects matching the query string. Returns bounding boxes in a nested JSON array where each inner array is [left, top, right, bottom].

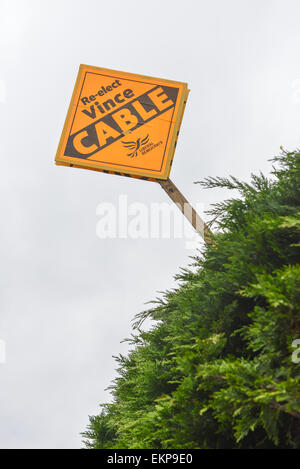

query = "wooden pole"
[[159, 178, 214, 245]]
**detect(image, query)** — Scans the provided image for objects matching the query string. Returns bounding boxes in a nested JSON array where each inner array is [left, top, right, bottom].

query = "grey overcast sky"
[[1, 0, 300, 449]]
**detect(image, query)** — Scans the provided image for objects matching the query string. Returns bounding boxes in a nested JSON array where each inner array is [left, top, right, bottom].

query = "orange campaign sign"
[[55, 65, 189, 180]]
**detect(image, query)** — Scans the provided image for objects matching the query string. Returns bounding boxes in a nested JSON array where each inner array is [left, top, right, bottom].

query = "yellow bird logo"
[[122, 134, 149, 158]]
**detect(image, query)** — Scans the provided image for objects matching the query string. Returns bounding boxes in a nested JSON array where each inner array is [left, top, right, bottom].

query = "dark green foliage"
[[82, 150, 300, 449]]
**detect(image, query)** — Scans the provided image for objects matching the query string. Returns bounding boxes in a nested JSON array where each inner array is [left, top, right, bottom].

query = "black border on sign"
[[65, 71, 177, 173]]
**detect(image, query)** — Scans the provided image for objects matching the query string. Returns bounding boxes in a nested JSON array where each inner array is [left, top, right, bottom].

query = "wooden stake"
[[159, 179, 214, 245]]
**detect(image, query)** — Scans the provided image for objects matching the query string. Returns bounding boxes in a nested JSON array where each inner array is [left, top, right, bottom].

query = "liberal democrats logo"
[[122, 134, 149, 158]]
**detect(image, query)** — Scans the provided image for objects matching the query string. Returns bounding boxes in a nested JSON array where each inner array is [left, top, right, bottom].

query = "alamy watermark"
[[291, 339, 300, 364], [0, 340, 6, 364], [0, 80, 6, 103], [96, 195, 206, 249]]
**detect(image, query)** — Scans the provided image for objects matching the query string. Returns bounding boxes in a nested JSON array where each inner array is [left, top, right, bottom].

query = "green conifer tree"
[[82, 150, 300, 449]]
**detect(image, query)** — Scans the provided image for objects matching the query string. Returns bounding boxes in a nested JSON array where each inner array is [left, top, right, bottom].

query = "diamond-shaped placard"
[[56, 65, 189, 180]]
